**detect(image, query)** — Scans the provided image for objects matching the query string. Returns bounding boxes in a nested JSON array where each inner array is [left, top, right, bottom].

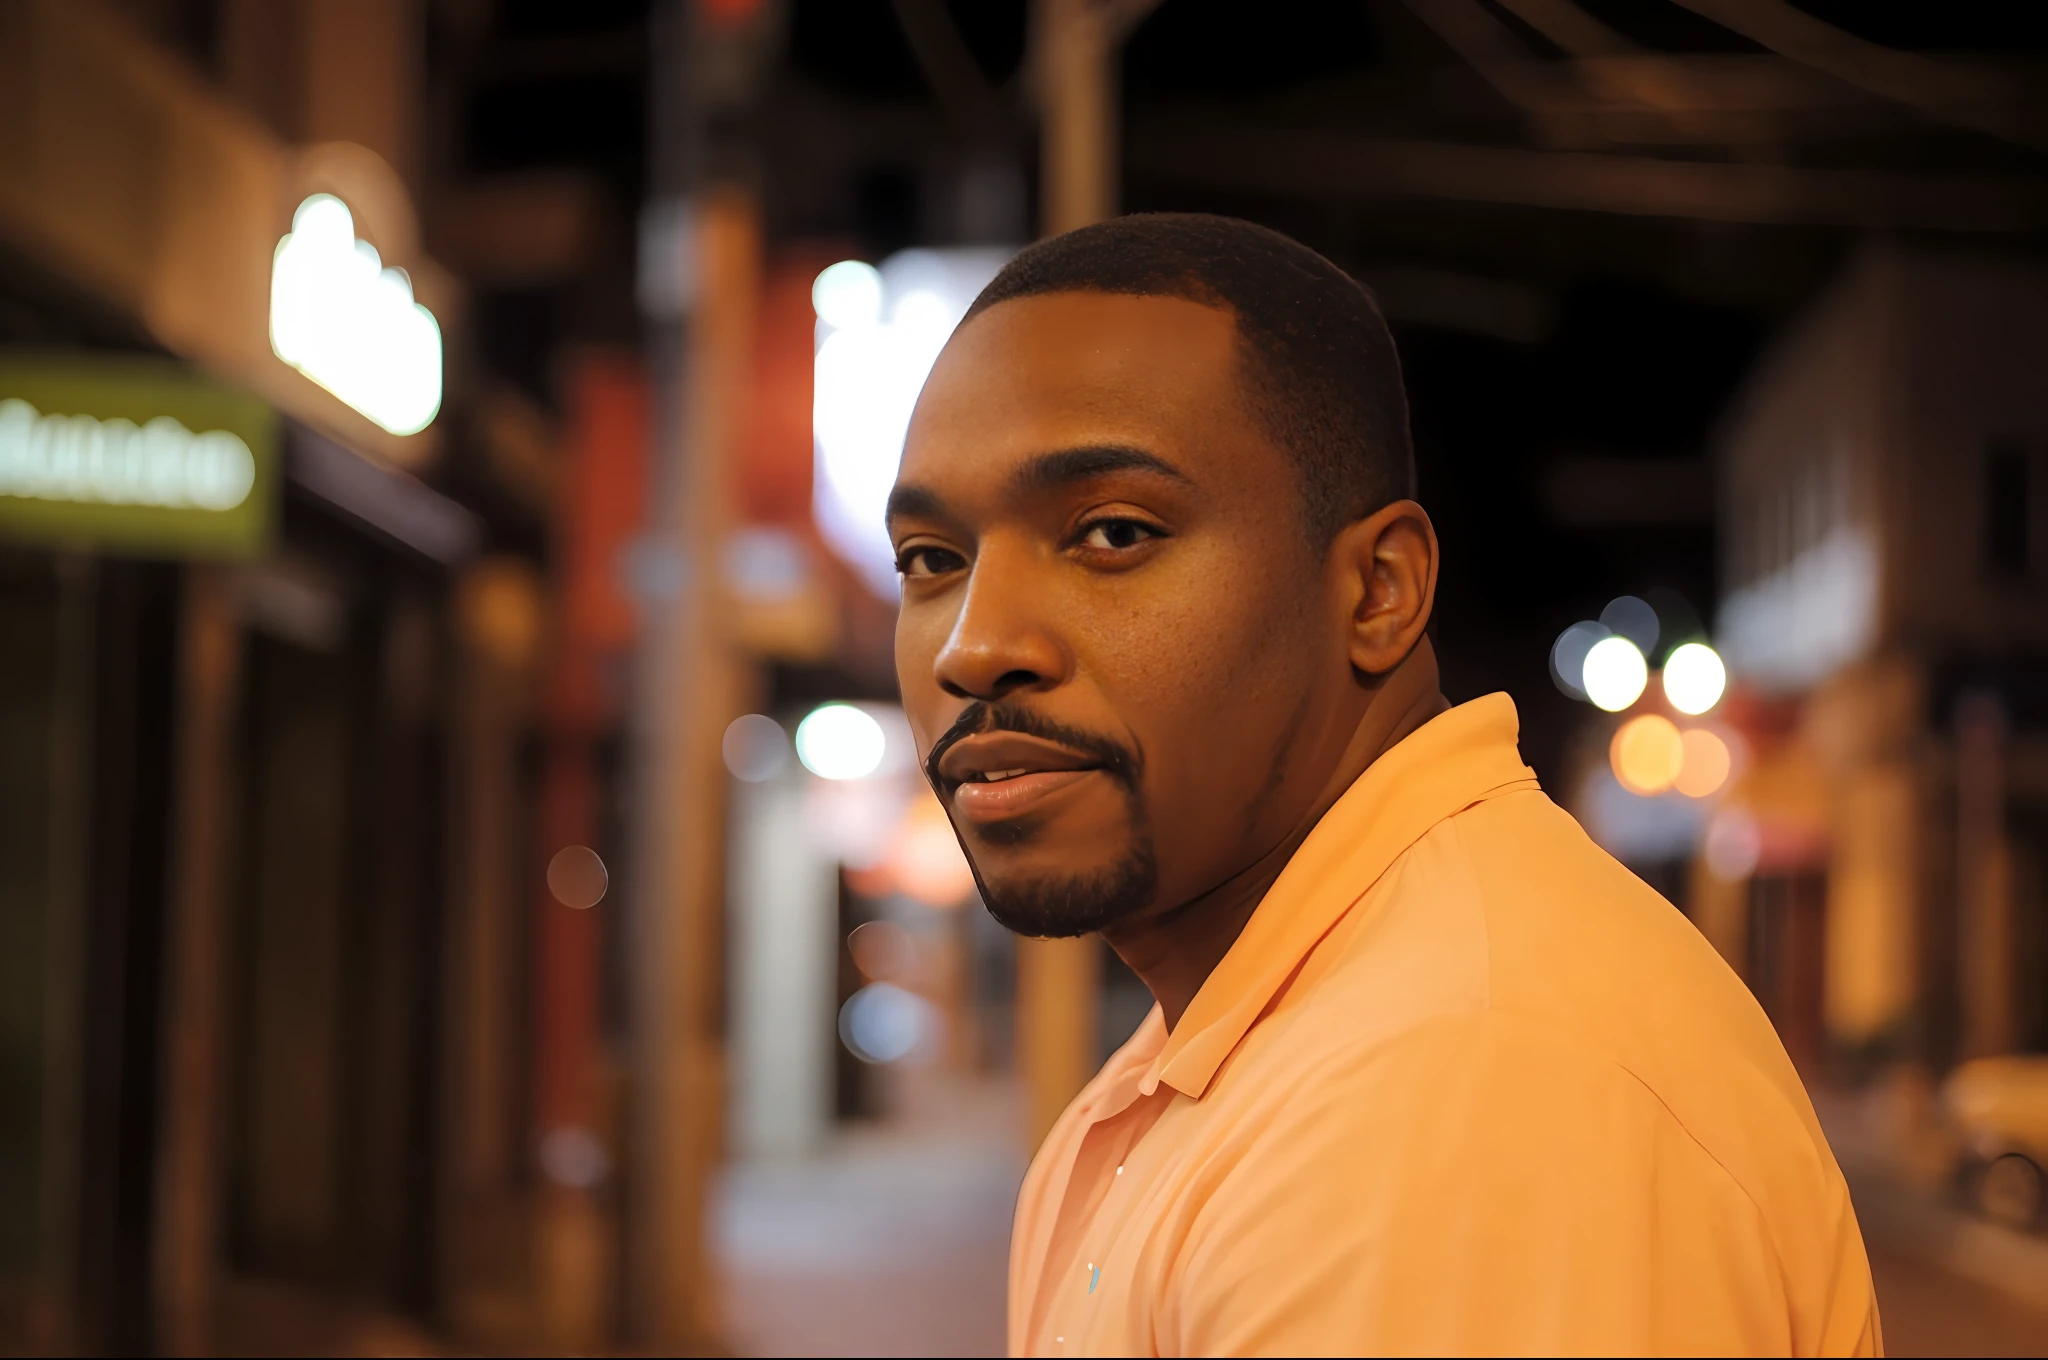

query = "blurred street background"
[[1, 0, 2046, 1354]]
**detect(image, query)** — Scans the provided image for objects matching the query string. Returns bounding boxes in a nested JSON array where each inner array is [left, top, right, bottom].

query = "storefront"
[[0, 336, 495, 1354], [0, 8, 511, 1352]]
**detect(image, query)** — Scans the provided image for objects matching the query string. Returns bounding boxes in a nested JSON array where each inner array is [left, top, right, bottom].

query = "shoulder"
[[1168, 1004, 1880, 1357], [1421, 792, 1869, 1343], [1258, 790, 1858, 1245], [1234, 1005, 1730, 1170], [1441, 790, 1844, 1213]]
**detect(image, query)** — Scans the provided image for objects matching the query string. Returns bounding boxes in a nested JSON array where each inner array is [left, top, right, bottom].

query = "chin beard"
[[975, 837, 1159, 939]]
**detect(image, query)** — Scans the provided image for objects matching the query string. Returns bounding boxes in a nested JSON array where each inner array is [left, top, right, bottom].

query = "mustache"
[[923, 701, 1143, 792]]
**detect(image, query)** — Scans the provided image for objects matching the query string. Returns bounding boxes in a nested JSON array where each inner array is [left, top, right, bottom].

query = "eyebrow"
[[885, 483, 948, 532], [886, 443, 1193, 535], [1007, 443, 1194, 495]]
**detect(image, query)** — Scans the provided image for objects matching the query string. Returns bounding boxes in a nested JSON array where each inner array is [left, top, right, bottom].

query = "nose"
[[932, 544, 1071, 702]]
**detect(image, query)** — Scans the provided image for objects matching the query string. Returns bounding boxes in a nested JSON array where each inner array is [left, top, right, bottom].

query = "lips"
[[936, 732, 1104, 822]]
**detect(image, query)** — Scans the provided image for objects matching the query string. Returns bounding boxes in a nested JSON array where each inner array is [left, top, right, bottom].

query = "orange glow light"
[[1674, 728, 1732, 798], [889, 792, 979, 907], [1611, 714, 1684, 795]]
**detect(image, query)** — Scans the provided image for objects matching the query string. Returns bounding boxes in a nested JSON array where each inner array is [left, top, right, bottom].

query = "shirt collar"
[[1138, 692, 1539, 1101]]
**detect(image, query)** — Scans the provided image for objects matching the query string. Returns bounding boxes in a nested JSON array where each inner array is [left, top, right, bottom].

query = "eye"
[[1078, 518, 1162, 551], [896, 544, 966, 578]]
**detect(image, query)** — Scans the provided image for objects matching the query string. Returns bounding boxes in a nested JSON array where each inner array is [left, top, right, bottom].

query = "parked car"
[[1943, 1055, 2048, 1230]]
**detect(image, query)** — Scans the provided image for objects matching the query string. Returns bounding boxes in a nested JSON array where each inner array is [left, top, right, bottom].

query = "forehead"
[[900, 291, 1268, 493]]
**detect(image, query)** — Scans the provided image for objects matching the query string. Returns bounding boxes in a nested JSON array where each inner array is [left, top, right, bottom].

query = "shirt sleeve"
[[1163, 1010, 1878, 1357]]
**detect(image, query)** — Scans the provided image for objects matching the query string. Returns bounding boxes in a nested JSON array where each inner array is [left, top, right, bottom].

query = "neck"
[[1102, 638, 1450, 1031]]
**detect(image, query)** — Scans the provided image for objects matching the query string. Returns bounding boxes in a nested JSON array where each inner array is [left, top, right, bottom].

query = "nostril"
[[939, 667, 1043, 702]]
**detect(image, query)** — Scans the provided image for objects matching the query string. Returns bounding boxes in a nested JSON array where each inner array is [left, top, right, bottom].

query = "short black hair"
[[964, 213, 1414, 538]]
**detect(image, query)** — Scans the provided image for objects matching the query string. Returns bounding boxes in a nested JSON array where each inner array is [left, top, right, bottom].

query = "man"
[[887, 214, 1879, 1356]]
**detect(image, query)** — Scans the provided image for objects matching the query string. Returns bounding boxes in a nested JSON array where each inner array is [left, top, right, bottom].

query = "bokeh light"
[[546, 845, 608, 910], [795, 703, 886, 781], [838, 982, 932, 1064], [1661, 642, 1728, 715], [1610, 714, 1684, 795], [848, 920, 914, 983], [811, 259, 883, 330], [1599, 594, 1660, 653], [1674, 728, 1732, 798], [1703, 806, 1763, 880], [1582, 635, 1649, 711], [537, 1126, 608, 1189], [1549, 620, 1609, 701], [722, 712, 791, 782]]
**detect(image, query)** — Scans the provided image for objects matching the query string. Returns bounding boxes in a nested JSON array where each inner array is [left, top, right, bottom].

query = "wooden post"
[[1039, 0, 1118, 239], [1956, 693, 2016, 1058], [33, 554, 96, 1353], [531, 721, 609, 1349], [626, 187, 758, 1348], [150, 564, 244, 1357], [442, 558, 544, 1341], [1017, 0, 1120, 1149], [529, 359, 649, 1350]]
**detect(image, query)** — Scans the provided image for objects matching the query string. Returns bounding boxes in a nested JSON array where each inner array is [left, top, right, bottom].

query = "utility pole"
[[1039, 0, 1120, 239], [1019, 0, 1145, 1149], [627, 0, 775, 1347]]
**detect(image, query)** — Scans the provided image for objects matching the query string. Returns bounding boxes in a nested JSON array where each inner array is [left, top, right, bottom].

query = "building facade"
[[1698, 244, 2048, 1079], [0, 2, 571, 1352]]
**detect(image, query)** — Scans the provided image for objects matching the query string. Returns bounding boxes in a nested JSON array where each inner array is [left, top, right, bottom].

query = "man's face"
[[890, 293, 1352, 937]]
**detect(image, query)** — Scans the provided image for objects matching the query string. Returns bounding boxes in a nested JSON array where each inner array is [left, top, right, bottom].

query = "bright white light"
[[1582, 635, 1648, 712], [812, 248, 1012, 598], [794, 703, 887, 781], [893, 288, 953, 334], [1662, 642, 1727, 715], [0, 399, 254, 509], [270, 194, 443, 436], [812, 260, 883, 331]]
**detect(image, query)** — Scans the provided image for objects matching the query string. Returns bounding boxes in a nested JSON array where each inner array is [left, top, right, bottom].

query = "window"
[[1986, 441, 2031, 578]]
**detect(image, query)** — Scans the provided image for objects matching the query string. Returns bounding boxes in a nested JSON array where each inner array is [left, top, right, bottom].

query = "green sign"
[[0, 354, 278, 558]]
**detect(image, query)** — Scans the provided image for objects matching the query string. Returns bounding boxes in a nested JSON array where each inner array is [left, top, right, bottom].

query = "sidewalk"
[[713, 1075, 1025, 1358], [1815, 1081, 2048, 1354]]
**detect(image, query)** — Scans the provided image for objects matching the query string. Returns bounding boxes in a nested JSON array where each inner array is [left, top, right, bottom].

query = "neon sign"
[[270, 194, 443, 436]]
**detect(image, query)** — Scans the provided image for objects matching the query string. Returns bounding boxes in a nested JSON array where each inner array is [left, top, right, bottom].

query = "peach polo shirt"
[[1008, 694, 1880, 1357]]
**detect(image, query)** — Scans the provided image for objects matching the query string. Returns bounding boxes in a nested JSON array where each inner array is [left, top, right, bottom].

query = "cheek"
[[1072, 531, 1322, 809], [893, 604, 954, 742]]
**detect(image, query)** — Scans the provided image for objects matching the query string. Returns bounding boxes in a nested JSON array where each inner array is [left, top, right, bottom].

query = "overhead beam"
[[1669, 0, 2048, 151], [1400, 0, 2048, 148], [1398, 0, 1570, 126], [1494, 0, 1634, 57], [889, 0, 1008, 141], [1101, 0, 1165, 46], [1130, 122, 2048, 231]]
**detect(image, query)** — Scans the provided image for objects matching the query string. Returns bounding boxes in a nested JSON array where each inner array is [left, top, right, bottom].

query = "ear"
[[1330, 499, 1438, 677]]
